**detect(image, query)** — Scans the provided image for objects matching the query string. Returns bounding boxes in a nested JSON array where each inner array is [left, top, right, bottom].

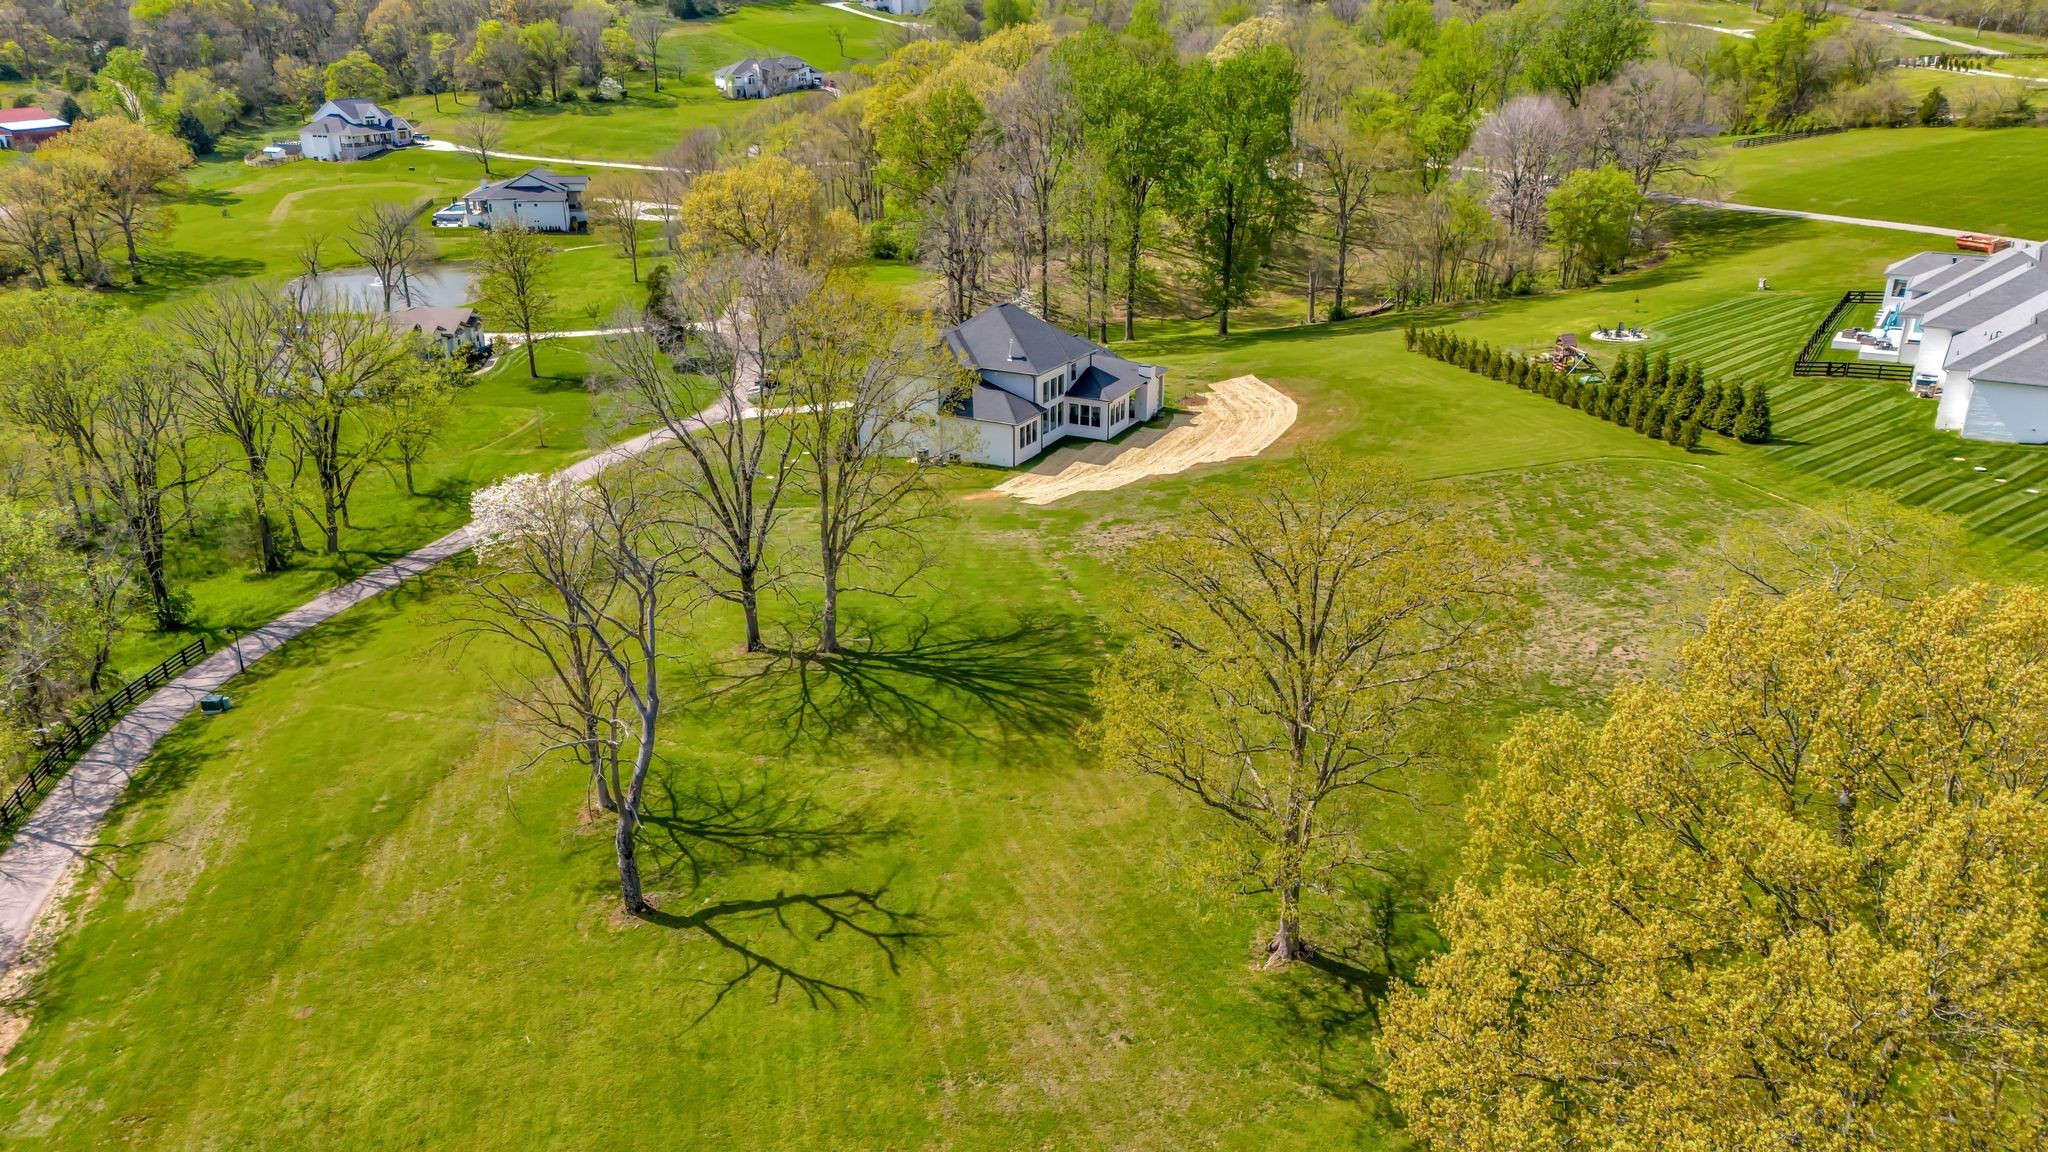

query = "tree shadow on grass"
[[122, 250, 267, 305], [579, 754, 931, 1019], [640, 883, 930, 1019], [636, 761, 902, 892], [701, 607, 1096, 762]]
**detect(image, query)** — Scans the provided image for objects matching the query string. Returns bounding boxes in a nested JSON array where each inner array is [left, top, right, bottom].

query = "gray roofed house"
[[1853, 238, 2048, 442], [433, 168, 589, 233], [712, 55, 824, 100], [298, 98, 412, 161], [388, 306, 489, 357], [930, 303, 1167, 467]]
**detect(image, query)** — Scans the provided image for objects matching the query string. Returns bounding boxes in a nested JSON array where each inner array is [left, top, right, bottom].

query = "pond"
[[291, 263, 477, 311]]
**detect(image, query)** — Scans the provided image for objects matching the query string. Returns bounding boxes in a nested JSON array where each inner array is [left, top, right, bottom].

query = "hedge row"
[[1404, 327, 1773, 447]]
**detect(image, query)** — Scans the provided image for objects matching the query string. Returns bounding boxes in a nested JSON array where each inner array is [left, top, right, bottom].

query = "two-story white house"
[[1850, 241, 2048, 442], [711, 56, 823, 100], [432, 168, 589, 233], [937, 303, 1166, 467], [299, 99, 413, 161]]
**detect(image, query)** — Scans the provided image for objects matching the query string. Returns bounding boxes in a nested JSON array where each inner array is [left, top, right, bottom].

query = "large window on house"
[[1067, 403, 1101, 429]]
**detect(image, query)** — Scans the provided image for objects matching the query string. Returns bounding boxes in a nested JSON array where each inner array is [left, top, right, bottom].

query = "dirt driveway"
[[993, 375, 1296, 506]]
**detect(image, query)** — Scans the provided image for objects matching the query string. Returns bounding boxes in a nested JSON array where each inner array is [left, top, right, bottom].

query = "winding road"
[[1655, 193, 1979, 239], [0, 392, 700, 973]]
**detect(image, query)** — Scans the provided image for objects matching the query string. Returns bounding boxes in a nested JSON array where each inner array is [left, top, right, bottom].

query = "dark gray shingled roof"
[[466, 168, 588, 202], [1886, 251, 1967, 280], [945, 383, 1044, 426], [1921, 261, 2048, 332], [944, 302, 1099, 377], [1906, 248, 2037, 321], [1971, 334, 2048, 387], [1065, 353, 1146, 402]]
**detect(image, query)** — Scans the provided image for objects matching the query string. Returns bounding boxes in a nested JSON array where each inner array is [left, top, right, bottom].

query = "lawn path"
[[416, 138, 663, 171], [0, 415, 698, 972], [824, 1, 923, 28], [1656, 194, 1977, 238]]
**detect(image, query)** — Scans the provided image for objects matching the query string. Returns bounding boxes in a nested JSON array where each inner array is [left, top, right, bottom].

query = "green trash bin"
[[200, 693, 232, 715]]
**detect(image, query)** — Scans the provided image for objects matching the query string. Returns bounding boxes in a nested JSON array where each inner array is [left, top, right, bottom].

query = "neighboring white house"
[[936, 303, 1166, 468], [299, 98, 413, 161], [1843, 241, 2048, 442], [432, 168, 589, 233], [711, 55, 823, 99], [863, 0, 928, 13], [388, 306, 489, 357]]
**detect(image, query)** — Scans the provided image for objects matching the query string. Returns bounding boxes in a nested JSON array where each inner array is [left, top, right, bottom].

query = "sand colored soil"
[[994, 375, 1296, 506]]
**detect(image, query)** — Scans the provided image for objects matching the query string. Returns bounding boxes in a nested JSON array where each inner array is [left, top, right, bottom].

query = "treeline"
[[1407, 327, 1773, 447], [0, 0, 677, 153]]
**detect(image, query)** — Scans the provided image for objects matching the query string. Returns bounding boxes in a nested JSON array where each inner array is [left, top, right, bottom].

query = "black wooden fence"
[[1730, 126, 1848, 148], [0, 638, 209, 831], [1792, 290, 1915, 382]]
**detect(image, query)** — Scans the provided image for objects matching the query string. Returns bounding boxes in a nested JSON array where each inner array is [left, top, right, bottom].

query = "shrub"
[[1918, 86, 1950, 126], [1676, 418, 1702, 452], [1735, 383, 1773, 443]]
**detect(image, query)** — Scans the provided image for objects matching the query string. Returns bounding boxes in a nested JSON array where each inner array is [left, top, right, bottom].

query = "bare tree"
[[455, 109, 506, 176], [630, 12, 665, 93], [597, 256, 808, 652], [589, 170, 649, 282], [476, 219, 557, 377], [782, 279, 963, 654], [991, 53, 1079, 318], [469, 464, 699, 914], [1580, 62, 1712, 194], [1467, 94, 1579, 244], [1298, 109, 1398, 320], [169, 284, 289, 571], [647, 128, 721, 253], [343, 200, 433, 311], [273, 301, 413, 554]]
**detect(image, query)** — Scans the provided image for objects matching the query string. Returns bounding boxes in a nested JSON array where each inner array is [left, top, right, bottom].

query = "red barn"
[[0, 107, 71, 151]]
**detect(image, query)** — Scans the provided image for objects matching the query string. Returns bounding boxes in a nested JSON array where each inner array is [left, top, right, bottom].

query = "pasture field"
[[1709, 126, 2048, 236], [13, 199, 2048, 1147], [1895, 14, 2048, 54], [384, 1, 897, 161]]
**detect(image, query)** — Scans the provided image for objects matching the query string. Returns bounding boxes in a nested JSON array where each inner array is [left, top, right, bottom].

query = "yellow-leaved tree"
[[1091, 456, 1525, 967], [679, 155, 856, 267], [1383, 582, 2048, 1151]]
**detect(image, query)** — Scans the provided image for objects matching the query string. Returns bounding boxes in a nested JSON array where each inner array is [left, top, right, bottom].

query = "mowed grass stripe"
[[1645, 291, 2048, 547]]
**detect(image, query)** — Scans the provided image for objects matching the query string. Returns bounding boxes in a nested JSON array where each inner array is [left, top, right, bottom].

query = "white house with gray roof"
[[299, 98, 413, 161], [1853, 242, 2048, 442], [937, 303, 1166, 467], [712, 55, 823, 99], [433, 168, 589, 232]]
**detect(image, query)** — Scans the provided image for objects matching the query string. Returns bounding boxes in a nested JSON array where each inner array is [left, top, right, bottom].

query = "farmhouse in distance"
[[298, 98, 414, 161], [711, 55, 824, 99], [433, 168, 590, 233]]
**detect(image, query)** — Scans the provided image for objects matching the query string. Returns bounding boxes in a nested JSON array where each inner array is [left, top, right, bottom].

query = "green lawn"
[[13, 201, 2048, 1146], [103, 338, 618, 676], [1711, 126, 2048, 236], [1895, 14, 2048, 54], [381, 1, 897, 162]]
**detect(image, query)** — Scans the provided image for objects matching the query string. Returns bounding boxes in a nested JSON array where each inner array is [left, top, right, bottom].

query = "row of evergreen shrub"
[[1404, 327, 1773, 448]]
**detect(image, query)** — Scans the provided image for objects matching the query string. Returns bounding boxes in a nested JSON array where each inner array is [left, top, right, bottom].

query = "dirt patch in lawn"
[[993, 375, 1297, 506]]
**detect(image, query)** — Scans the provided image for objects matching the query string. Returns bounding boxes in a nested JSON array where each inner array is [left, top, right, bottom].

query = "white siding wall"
[[1961, 381, 2048, 443], [1915, 327, 1955, 384], [1935, 378, 1974, 430]]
